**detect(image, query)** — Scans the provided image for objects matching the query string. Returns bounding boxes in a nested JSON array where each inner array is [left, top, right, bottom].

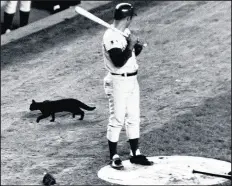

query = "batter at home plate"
[[102, 3, 153, 170]]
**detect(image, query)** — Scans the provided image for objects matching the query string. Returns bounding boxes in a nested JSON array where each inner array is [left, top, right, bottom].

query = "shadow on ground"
[[141, 88, 231, 161], [90, 87, 232, 185]]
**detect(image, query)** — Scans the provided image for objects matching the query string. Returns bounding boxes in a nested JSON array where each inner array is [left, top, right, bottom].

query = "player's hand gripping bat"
[[74, 6, 147, 47]]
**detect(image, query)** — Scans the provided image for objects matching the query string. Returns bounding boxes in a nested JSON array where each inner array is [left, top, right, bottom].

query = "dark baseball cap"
[[114, 3, 137, 20]]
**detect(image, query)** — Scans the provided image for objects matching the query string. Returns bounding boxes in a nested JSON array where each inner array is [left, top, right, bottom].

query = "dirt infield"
[[1, 1, 231, 185]]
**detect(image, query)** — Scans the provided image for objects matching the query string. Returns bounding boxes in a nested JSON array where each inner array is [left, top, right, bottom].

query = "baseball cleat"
[[110, 154, 124, 170], [5, 29, 11, 34], [130, 155, 154, 166]]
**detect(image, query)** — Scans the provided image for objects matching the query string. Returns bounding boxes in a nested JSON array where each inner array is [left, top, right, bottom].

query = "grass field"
[[1, 1, 231, 185]]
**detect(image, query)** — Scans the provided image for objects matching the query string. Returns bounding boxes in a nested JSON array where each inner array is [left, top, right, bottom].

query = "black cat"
[[29, 99, 96, 123]]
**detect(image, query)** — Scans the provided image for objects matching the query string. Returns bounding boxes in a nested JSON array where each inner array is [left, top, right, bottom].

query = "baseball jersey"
[[102, 27, 138, 74]]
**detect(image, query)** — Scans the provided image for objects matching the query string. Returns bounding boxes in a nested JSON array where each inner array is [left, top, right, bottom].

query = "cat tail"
[[78, 101, 96, 111]]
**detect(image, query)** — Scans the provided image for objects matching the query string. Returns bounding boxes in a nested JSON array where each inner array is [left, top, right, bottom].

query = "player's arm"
[[107, 44, 134, 68], [106, 34, 137, 68]]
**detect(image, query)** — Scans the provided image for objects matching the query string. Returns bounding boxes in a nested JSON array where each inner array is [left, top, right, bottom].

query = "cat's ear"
[[32, 99, 35, 103]]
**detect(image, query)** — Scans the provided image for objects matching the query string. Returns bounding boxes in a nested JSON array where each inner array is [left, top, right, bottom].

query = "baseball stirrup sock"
[[108, 140, 118, 159], [129, 138, 139, 156], [20, 11, 30, 27], [4, 12, 14, 31]]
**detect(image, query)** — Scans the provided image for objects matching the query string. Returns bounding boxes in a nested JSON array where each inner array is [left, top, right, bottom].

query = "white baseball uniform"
[[103, 27, 140, 142], [5, 1, 31, 14]]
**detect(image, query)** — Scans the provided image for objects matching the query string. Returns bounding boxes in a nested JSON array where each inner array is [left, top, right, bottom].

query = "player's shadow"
[[1, 0, 162, 69], [138, 86, 231, 163]]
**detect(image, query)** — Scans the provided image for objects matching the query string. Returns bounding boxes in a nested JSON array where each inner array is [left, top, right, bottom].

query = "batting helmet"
[[114, 3, 137, 20]]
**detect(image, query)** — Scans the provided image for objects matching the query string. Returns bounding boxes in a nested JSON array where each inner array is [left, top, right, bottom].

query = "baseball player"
[[102, 3, 154, 169], [3, 1, 31, 34]]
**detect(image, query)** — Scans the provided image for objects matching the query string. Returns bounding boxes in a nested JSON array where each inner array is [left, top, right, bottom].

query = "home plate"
[[97, 156, 231, 185]]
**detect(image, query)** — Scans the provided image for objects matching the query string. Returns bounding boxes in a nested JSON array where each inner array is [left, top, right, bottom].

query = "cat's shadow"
[[23, 111, 73, 120], [22, 111, 105, 129], [41, 117, 105, 131], [23, 111, 41, 118]]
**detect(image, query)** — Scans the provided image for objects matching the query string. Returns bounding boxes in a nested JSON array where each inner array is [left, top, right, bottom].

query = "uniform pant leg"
[[4, 1, 18, 14], [125, 78, 140, 140], [104, 77, 127, 142], [19, 1, 31, 12], [3, 1, 18, 32]]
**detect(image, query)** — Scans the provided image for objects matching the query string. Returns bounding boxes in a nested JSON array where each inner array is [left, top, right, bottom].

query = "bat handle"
[[138, 42, 147, 47]]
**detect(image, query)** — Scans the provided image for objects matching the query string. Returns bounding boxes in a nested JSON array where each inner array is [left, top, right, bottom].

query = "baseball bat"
[[192, 169, 231, 180], [74, 6, 147, 47]]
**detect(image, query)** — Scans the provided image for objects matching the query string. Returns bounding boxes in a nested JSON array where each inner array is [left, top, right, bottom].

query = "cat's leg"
[[50, 113, 55, 122], [36, 113, 50, 123], [72, 113, 75, 118], [79, 110, 85, 120]]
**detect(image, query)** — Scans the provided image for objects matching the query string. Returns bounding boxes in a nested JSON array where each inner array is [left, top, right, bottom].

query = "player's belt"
[[111, 71, 138, 77]]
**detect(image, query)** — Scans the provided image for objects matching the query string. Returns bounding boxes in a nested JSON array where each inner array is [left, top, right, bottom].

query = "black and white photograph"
[[1, 0, 231, 185]]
